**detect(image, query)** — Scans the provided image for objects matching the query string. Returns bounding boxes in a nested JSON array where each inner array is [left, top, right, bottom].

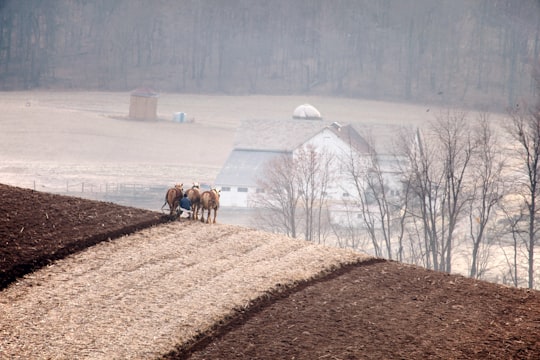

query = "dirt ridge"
[[162, 258, 386, 359]]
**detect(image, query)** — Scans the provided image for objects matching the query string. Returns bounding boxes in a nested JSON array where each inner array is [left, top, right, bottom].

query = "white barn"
[[215, 104, 407, 213]]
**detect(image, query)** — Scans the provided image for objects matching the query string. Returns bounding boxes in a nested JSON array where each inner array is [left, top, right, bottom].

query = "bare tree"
[[506, 95, 540, 288], [399, 111, 474, 272], [498, 203, 525, 288], [254, 153, 300, 238], [467, 113, 506, 279], [342, 132, 383, 257], [254, 145, 333, 241], [350, 169, 383, 257], [435, 110, 475, 273], [345, 141, 394, 258], [295, 144, 333, 242], [400, 125, 445, 270], [395, 175, 413, 263]]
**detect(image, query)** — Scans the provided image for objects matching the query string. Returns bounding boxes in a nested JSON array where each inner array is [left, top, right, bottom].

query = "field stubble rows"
[[0, 221, 367, 359]]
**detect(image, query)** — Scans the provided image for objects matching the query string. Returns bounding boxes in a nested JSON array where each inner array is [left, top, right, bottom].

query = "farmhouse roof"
[[233, 118, 380, 155], [327, 123, 372, 154], [215, 149, 286, 187], [347, 122, 411, 155], [234, 119, 335, 151]]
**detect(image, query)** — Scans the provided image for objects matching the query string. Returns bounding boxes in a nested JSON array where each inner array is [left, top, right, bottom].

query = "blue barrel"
[[173, 112, 186, 122]]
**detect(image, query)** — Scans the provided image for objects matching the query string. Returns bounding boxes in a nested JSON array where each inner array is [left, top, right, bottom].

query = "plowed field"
[[0, 184, 365, 358], [2, 184, 540, 359]]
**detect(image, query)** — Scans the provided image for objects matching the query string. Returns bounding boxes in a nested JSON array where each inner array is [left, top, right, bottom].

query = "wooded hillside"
[[0, 0, 538, 110]]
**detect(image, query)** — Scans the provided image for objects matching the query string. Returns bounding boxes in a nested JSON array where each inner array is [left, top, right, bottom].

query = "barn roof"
[[233, 117, 413, 155], [233, 118, 384, 155], [347, 122, 411, 155], [215, 149, 286, 187], [325, 123, 371, 154], [234, 119, 335, 151]]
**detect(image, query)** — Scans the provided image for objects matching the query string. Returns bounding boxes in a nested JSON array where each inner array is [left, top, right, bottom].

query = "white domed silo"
[[292, 104, 322, 120]]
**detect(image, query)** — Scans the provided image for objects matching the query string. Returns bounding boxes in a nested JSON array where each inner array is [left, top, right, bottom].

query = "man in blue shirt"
[[179, 192, 192, 219]]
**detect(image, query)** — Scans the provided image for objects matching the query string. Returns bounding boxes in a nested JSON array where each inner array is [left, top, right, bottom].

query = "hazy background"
[[0, 91, 446, 217], [0, 0, 539, 111], [0, 1, 538, 283]]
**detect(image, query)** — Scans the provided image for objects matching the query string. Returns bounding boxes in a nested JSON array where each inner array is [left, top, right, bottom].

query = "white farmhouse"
[[215, 104, 408, 215]]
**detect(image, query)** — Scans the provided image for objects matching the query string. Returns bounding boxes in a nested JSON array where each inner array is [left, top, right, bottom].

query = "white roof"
[[292, 104, 322, 120], [215, 149, 285, 187], [234, 119, 332, 151]]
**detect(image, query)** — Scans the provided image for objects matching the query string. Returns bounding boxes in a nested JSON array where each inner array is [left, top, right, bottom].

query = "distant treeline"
[[0, 0, 538, 110]]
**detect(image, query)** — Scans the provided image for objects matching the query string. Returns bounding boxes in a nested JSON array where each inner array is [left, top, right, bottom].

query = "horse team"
[[162, 182, 221, 223]]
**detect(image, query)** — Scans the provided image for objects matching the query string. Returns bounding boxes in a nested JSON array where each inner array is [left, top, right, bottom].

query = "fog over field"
[[0, 91, 451, 194], [0, 90, 474, 229]]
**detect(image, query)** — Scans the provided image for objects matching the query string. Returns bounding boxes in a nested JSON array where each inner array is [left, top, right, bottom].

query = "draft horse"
[[185, 182, 201, 220], [200, 188, 220, 224], [161, 183, 184, 217]]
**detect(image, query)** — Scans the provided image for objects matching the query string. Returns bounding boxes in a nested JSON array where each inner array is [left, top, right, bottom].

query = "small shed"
[[129, 87, 159, 121]]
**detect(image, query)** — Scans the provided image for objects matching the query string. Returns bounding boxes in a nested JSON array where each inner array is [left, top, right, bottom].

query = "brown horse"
[[185, 182, 201, 220], [200, 188, 220, 224], [161, 183, 183, 217]]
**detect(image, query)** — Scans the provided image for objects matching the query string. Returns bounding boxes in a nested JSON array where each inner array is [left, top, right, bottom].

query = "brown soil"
[[2, 184, 540, 359], [0, 183, 169, 290], [177, 261, 540, 360]]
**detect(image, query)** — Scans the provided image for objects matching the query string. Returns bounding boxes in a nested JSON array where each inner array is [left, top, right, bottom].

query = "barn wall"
[[218, 128, 404, 210], [296, 130, 369, 200], [219, 185, 255, 207]]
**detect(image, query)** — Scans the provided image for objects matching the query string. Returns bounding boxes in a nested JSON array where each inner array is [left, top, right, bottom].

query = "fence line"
[[23, 180, 171, 211], [31, 180, 169, 194]]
